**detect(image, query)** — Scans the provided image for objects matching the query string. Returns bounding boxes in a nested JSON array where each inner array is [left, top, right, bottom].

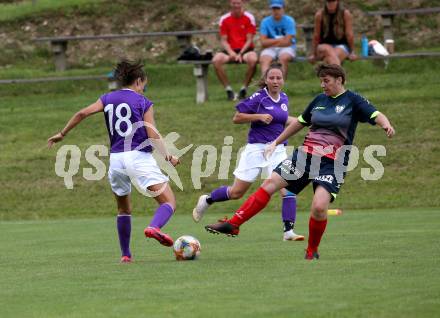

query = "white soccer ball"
[[173, 235, 201, 261]]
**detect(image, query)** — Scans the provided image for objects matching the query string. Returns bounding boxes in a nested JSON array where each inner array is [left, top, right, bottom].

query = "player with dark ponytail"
[[48, 60, 180, 263]]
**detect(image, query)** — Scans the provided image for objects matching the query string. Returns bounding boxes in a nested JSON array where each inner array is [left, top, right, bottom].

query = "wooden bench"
[[366, 7, 440, 45], [34, 30, 218, 71]]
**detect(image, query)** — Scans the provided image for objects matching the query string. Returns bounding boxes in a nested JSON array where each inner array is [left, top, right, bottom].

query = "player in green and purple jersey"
[[206, 64, 395, 260]]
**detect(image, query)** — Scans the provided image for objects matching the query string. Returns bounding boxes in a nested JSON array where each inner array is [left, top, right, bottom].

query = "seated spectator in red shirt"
[[212, 0, 258, 100]]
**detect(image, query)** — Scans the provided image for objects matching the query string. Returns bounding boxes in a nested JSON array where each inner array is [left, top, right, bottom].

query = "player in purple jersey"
[[193, 63, 304, 241], [48, 60, 180, 263], [205, 64, 395, 260]]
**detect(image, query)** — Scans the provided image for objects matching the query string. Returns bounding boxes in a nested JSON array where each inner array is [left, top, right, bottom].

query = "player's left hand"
[[47, 133, 64, 148], [264, 141, 276, 159], [382, 124, 395, 138], [168, 155, 180, 167]]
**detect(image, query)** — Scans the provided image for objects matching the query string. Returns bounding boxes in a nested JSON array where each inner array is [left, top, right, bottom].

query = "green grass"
[[0, 0, 104, 22], [0, 209, 439, 318]]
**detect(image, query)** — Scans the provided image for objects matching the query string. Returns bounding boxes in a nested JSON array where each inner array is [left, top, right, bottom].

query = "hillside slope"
[[0, 0, 439, 69]]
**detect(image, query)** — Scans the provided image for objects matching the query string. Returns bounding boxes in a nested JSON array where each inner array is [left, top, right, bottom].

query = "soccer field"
[[1, 58, 440, 317], [1, 209, 439, 318], [2, 0, 440, 316]]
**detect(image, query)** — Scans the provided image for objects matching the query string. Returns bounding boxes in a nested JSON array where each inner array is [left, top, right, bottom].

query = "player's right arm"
[[264, 95, 320, 158], [233, 93, 272, 124], [232, 112, 273, 124], [47, 99, 104, 148], [274, 117, 305, 145], [375, 112, 395, 138], [264, 117, 305, 158]]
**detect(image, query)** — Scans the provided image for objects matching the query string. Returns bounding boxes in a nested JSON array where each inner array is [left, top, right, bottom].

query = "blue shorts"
[[273, 149, 344, 202]]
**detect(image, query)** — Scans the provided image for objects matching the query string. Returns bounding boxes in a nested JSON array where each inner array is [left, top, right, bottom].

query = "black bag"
[[177, 46, 201, 61], [200, 51, 213, 61]]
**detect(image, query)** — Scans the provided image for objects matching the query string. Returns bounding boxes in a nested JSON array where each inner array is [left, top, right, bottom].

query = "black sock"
[[283, 221, 294, 232], [206, 196, 213, 205]]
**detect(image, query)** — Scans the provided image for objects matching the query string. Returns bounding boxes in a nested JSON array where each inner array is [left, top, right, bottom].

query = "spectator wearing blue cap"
[[259, 0, 297, 78]]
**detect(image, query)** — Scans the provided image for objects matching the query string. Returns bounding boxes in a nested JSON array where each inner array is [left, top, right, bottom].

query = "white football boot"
[[192, 194, 210, 223], [283, 229, 305, 241]]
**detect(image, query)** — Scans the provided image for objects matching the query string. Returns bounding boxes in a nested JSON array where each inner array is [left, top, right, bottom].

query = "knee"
[[259, 55, 272, 64], [248, 59, 258, 67], [247, 55, 258, 65], [261, 179, 279, 196], [228, 187, 246, 200], [213, 60, 223, 69], [317, 45, 331, 56], [316, 45, 326, 53], [311, 202, 327, 218], [279, 55, 292, 64], [212, 55, 225, 67]]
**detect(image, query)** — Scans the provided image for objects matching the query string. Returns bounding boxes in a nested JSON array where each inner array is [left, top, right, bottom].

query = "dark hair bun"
[[114, 59, 146, 87]]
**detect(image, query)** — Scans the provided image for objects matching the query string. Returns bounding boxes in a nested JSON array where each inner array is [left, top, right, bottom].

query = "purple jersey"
[[235, 88, 289, 144], [100, 89, 153, 153]]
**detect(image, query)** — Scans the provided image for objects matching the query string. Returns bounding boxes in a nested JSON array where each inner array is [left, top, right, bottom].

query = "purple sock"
[[149, 203, 174, 229], [210, 186, 230, 202], [117, 215, 131, 257], [282, 193, 297, 224]]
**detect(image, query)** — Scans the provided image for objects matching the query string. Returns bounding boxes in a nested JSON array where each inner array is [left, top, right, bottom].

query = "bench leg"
[[51, 41, 68, 72], [382, 15, 394, 46], [194, 64, 209, 104], [302, 25, 314, 55]]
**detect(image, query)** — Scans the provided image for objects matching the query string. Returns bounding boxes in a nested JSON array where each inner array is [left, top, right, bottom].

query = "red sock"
[[307, 217, 327, 253], [229, 187, 271, 227]]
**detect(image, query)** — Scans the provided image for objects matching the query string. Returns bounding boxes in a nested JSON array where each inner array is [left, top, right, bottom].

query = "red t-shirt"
[[219, 11, 256, 50]]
